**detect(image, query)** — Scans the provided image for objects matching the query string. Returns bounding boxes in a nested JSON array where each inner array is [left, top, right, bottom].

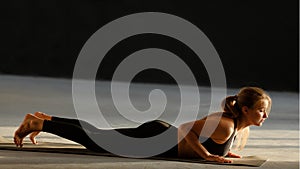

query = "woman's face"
[[245, 99, 269, 126]]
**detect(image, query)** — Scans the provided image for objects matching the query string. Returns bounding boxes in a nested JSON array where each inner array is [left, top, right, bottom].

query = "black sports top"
[[199, 118, 237, 156]]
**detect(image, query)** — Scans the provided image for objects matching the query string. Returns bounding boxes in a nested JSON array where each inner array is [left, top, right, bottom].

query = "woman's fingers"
[[215, 156, 232, 163], [227, 152, 242, 158], [206, 154, 233, 163]]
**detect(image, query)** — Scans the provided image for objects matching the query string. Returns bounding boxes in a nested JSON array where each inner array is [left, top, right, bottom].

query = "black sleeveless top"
[[199, 118, 237, 156]]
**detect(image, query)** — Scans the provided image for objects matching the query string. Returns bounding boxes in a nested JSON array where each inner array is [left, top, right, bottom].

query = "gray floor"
[[0, 75, 299, 168]]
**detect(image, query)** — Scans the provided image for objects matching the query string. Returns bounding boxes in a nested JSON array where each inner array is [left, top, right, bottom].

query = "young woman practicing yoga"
[[14, 87, 271, 163]]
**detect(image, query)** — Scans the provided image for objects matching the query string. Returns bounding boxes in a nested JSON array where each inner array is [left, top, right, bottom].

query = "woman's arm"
[[178, 118, 233, 163]]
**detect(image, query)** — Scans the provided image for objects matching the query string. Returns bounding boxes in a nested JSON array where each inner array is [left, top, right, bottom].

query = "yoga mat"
[[0, 138, 267, 167]]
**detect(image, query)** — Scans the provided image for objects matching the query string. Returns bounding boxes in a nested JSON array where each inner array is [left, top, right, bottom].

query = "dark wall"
[[1, 0, 298, 91]]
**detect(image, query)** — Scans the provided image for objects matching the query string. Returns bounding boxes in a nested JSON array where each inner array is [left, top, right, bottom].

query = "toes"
[[13, 136, 22, 148], [30, 135, 37, 145], [19, 138, 24, 148], [14, 131, 20, 147], [29, 131, 40, 145], [13, 137, 18, 147], [29, 136, 35, 144]]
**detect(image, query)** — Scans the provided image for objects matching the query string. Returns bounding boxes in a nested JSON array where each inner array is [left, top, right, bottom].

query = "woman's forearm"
[[178, 125, 210, 159]]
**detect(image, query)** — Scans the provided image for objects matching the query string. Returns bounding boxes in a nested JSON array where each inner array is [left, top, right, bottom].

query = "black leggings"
[[42, 117, 178, 157]]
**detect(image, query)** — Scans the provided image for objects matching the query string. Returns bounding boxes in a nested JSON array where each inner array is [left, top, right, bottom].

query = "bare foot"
[[29, 112, 52, 144], [14, 114, 43, 147]]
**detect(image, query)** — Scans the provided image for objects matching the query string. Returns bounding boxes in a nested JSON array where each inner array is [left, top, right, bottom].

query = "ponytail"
[[222, 95, 241, 118]]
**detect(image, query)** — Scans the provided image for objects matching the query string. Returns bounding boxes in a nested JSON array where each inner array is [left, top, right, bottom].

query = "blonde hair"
[[221, 87, 272, 150]]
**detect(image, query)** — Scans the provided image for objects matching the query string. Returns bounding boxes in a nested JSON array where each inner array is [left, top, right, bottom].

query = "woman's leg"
[[32, 112, 171, 138], [42, 119, 173, 152], [43, 119, 178, 155], [31, 112, 172, 137], [51, 116, 100, 132], [42, 119, 107, 152], [15, 113, 108, 152], [30, 112, 100, 144], [15, 114, 178, 156]]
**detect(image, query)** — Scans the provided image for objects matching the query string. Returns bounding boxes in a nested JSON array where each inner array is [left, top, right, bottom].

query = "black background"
[[1, 0, 298, 91]]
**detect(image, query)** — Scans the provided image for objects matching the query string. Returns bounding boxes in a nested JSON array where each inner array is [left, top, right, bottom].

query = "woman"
[[14, 87, 271, 163]]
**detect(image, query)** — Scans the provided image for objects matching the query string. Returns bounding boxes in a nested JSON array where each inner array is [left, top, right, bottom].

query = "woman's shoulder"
[[218, 117, 235, 133], [208, 115, 236, 144], [179, 113, 236, 139]]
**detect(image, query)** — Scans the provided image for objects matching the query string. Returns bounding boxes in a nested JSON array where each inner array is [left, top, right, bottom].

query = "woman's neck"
[[236, 116, 251, 131]]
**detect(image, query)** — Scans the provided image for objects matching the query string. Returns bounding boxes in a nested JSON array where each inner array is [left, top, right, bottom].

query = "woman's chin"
[[257, 121, 264, 126]]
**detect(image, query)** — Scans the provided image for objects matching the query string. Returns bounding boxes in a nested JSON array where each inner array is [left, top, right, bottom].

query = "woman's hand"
[[205, 153, 233, 163], [226, 151, 242, 158]]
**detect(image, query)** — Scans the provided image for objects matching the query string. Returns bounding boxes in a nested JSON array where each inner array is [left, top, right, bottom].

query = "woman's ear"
[[241, 106, 249, 114]]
